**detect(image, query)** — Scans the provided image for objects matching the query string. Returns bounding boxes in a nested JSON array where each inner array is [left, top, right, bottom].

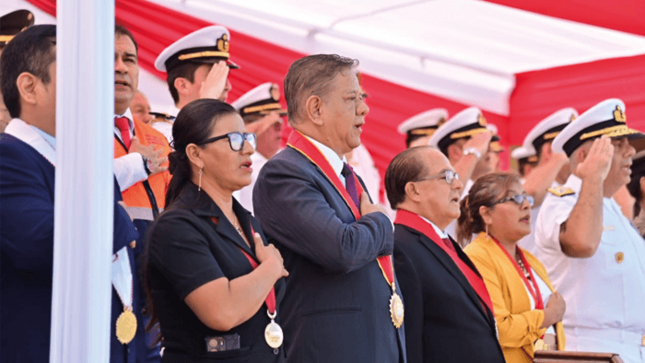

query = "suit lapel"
[[414, 230, 494, 324]]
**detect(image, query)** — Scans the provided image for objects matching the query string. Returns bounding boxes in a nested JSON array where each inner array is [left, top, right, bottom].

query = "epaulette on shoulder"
[[547, 186, 575, 197]]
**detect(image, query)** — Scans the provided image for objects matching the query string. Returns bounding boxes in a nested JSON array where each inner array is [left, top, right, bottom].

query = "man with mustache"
[[113, 25, 171, 362], [535, 99, 645, 362], [253, 54, 406, 363], [152, 25, 237, 145], [0, 24, 144, 363], [231, 82, 286, 213], [385, 146, 505, 363]]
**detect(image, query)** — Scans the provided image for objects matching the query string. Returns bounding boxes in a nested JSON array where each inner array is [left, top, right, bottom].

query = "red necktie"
[[442, 238, 456, 253], [115, 116, 132, 149]]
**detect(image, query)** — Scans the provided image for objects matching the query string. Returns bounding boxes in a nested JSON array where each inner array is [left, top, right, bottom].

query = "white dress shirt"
[[113, 108, 148, 191]]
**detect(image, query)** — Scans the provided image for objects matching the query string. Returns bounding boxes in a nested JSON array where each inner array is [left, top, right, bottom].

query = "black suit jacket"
[[393, 224, 504, 363], [253, 146, 406, 363]]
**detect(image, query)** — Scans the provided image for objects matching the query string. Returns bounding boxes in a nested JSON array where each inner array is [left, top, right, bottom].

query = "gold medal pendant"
[[390, 291, 404, 329], [265, 310, 283, 349], [116, 309, 137, 345]]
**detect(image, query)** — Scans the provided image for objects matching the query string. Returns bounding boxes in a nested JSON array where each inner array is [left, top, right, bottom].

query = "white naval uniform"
[[535, 174, 645, 363], [237, 151, 269, 214], [518, 180, 562, 258], [152, 105, 180, 146], [348, 144, 381, 202]]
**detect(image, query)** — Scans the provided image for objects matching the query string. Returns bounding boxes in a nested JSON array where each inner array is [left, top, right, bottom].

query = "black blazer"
[[393, 224, 505, 363], [253, 146, 406, 363], [146, 183, 286, 363]]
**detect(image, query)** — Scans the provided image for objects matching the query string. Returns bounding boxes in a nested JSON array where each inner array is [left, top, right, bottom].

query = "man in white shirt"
[[152, 25, 237, 145], [535, 98, 645, 362], [231, 82, 286, 213]]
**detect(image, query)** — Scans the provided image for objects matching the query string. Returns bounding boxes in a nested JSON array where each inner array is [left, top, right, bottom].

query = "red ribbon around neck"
[[287, 131, 395, 288], [393, 209, 494, 314]]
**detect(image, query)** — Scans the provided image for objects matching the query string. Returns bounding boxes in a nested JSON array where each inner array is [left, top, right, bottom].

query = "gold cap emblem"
[[570, 114, 576, 122], [616, 252, 625, 264], [216, 34, 230, 53], [478, 114, 487, 127], [614, 105, 626, 123], [437, 117, 447, 127]]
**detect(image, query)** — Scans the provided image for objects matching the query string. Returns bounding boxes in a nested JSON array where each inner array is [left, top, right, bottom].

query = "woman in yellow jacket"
[[458, 172, 566, 363]]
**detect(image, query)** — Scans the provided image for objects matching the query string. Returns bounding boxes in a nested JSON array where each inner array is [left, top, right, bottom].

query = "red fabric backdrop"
[[485, 0, 645, 37], [26, 0, 645, 199]]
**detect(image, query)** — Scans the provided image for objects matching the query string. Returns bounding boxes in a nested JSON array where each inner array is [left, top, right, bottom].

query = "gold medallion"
[[264, 320, 284, 349], [116, 310, 137, 345], [390, 292, 404, 329]]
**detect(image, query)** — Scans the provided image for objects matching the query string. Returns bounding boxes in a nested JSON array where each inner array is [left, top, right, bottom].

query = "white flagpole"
[[50, 0, 115, 362]]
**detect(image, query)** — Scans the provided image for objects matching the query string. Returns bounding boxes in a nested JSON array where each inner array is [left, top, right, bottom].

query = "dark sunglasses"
[[414, 170, 460, 185], [492, 194, 534, 207], [197, 132, 257, 151]]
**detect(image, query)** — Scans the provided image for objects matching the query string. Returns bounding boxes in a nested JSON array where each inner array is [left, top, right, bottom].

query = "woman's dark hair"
[[145, 98, 237, 339], [165, 98, 239, 206], [456, 172, 522, 243], [627, 155, 645, 217]]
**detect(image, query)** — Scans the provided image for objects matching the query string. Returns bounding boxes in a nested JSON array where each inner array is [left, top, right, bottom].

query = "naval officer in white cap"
[[535, 98, 645, 362], [231, 82, 287, 213], [428, 107, 494, 198], [515, 108, 576, 256], [397, 108, 448, 148], [152, 25, 238, 144], [512, 145, 538, 179], [429, 107, 494, 242]]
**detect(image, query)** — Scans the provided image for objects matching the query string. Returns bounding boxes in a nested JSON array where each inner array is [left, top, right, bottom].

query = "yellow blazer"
[[464, 233, 565, 363]]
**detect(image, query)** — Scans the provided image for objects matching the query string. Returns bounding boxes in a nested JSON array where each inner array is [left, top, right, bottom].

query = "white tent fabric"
[[150, 0, 645, 115]]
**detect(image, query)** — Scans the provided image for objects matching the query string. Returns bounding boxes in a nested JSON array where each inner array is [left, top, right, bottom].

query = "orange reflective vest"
[[114, 118, 171, 221]]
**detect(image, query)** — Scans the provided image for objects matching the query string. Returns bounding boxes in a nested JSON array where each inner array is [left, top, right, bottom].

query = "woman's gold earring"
[[485, 223, 490, 238], [198, 166, 203, 192]]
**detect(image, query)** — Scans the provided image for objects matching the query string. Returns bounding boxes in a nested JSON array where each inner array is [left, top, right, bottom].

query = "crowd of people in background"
[[1, 9, 645, 363]]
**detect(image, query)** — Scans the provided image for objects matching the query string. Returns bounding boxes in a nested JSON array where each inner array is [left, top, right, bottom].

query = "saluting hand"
[[359, 192, 387, 216], [254, 233, 289, 279], [576, 135, 613, 182], [199, 61, 230, 101], [463, 130, 492, 155]]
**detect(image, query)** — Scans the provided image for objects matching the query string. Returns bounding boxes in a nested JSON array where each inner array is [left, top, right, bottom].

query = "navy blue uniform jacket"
[[0, 133, 146, 362], [253, 146, 406, 363], [393, 224, 505, 363]]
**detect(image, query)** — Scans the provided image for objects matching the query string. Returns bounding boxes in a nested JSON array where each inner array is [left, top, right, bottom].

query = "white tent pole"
[[50, 0, 115, 362]]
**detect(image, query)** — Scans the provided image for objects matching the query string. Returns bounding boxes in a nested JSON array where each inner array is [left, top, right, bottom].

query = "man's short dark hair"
[[0, 25, 56, 119], [284, 54, 357, 123], [166, 62, 202, 104], [385, 146, 429, 209], [115, 24, 138, 53]]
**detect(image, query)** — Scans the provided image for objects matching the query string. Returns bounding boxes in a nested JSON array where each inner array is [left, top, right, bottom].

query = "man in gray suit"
[[253, 54, 406, 363]]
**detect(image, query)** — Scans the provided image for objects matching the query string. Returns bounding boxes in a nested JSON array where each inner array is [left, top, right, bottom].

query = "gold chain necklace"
[[516, 253, 532, 280]]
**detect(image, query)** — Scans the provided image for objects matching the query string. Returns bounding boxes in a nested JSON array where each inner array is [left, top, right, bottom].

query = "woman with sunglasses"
[[144, 99, 289, 362], [458, 172, 566, 363]]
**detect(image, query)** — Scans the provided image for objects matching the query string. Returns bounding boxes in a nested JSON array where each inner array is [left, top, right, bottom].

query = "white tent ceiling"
[[151, 0, 645, 115], [4, 0, 645, 115]]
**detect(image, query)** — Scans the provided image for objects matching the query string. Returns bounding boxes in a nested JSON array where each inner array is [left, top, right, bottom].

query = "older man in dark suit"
[[385, 146, 505, 363], [253, 54, 406, 363]]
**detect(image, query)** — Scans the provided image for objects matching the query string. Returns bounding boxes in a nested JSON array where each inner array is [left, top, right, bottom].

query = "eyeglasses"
[[492, 194, 534, 207], [414, 170, 460, 185], [197, 132, 257, 151]]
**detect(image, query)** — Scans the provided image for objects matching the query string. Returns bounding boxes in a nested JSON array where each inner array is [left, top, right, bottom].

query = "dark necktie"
[[341, 162, 360, 207], [115, 116, 132, 149], [442, 237, 456, 253]]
